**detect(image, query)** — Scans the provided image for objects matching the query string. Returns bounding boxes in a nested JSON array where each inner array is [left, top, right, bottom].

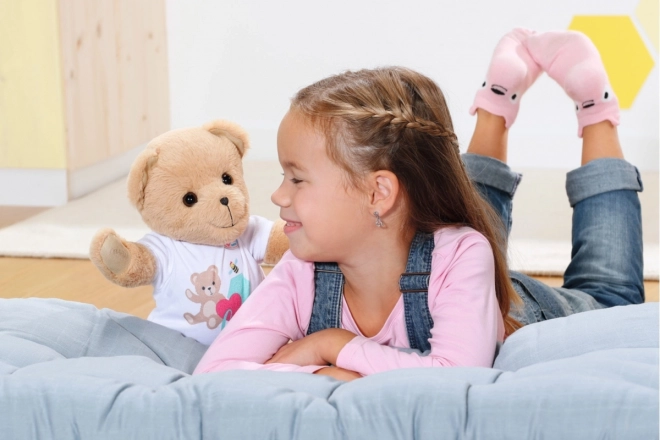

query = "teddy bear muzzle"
[[218, 197, 236, 227]]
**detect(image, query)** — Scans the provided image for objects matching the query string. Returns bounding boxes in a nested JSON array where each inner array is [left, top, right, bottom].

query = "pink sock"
[[524, 30, 620, 137], [469, 28, 542, 128]]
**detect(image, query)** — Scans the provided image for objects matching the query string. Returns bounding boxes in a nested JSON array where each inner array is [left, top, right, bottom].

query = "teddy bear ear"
[[202, 120, 250, 158], [127, 148, 159, 211]]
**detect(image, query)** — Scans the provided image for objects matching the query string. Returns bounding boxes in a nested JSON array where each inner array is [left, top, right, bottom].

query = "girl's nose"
[[271, 182, 289, 208]]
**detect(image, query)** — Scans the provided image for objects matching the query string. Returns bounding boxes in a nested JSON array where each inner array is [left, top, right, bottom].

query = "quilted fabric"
[[0, 298, 657, 439]]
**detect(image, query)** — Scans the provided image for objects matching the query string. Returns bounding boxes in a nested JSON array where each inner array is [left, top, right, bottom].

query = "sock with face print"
[[469, 27, 542, 128], [524, 30, 620, 137]]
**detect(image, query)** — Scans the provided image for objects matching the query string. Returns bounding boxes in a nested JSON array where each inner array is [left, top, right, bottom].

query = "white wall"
[[165, 0, 658, 170]]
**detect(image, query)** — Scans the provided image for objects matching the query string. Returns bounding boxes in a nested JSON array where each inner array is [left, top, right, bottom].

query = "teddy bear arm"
[[263, 219, 289, 265], [90, 228, 157, 288], [116, 241, 158, 287]]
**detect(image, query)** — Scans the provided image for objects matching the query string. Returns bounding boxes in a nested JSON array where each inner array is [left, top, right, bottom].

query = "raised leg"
[[563, 144, 644, 306], [464, 109, 521, 239], [524, 29, 644, 306], [464, 28, 541, 238]]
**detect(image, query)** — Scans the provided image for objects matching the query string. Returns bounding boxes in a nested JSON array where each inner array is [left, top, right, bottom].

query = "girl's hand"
[[314, 366, 362, 382], [265, 329, 357, 366]]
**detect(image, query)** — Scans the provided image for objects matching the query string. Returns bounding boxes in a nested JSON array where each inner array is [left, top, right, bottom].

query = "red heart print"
[[216, 293, 243, 322]]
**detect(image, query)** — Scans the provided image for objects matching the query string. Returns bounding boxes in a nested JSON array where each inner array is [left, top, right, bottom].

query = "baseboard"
[[68, 143, 146, 200], [0, 168, 68, 206]]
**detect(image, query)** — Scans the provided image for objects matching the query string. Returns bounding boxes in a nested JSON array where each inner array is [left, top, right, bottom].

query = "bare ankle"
[[467, 109, 509, 162], [581, 121, 624, 165]]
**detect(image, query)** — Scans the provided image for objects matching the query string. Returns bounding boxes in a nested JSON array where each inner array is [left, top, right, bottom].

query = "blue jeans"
[[462, 154, 645, 325]]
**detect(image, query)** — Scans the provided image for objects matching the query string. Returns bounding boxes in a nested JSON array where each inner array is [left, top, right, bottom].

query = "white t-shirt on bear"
[[138, 215, 274, 345]]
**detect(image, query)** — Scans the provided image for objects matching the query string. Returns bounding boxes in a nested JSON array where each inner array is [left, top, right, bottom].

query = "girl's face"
[[272, 111, 370, 262]]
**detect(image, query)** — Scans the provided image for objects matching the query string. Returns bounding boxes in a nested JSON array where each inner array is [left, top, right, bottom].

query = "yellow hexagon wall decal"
[[636, 0, 659, 53], [569, 15, 654, 109]]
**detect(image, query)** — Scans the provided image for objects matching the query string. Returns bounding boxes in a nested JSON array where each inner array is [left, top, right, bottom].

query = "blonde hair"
[[291, 66, 522, 336]]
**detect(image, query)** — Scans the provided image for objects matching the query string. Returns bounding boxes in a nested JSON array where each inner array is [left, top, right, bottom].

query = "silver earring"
[[373, 211, 384, 228]]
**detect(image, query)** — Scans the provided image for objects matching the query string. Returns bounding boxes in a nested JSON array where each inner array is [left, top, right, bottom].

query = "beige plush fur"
[[264, 219, 289, 265], [89, 119, 289, 288]]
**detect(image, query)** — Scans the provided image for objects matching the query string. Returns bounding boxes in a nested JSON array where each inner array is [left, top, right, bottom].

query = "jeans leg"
[[509, 271, 603, 325], [564, 158, 645, 307], [461, 153, 522, 239]]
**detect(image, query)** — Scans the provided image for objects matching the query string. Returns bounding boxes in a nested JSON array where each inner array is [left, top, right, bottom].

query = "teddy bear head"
[[127, 120, 251, 246]]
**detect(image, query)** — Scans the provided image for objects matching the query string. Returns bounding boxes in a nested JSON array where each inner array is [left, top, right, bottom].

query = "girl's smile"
[[282, 219, 302, 234]]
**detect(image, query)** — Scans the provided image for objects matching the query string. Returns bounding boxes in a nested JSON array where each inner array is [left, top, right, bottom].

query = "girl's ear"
[[368, 170, 400, 215]]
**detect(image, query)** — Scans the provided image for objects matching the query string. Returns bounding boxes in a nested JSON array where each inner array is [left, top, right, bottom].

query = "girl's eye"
[[281, 173, 302, 184]]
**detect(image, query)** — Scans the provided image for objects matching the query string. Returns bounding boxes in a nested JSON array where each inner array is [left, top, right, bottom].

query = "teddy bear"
[[89, 119, 288, 345]]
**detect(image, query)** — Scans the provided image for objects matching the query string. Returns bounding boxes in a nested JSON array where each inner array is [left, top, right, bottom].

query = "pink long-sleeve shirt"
[[193, 226, 504, 376]]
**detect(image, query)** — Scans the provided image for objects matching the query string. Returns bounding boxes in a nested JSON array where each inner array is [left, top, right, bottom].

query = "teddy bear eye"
[[183, 192, 198, 207], [222, 173, 233, 185]]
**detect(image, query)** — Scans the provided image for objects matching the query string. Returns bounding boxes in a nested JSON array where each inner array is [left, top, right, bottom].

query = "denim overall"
[[307, 232, 436, 352]]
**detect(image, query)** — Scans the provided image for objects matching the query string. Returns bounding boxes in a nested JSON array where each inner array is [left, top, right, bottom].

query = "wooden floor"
[[0, 208, 657, 319]]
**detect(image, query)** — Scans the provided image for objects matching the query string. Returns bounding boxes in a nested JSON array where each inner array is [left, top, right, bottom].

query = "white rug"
[[0, 173, 657, 280]]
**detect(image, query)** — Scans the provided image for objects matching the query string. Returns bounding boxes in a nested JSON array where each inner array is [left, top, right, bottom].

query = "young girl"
[[194, 29, 644, 381]]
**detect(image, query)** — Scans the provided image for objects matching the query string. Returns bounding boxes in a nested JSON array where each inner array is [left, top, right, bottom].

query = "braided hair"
[[291, 66, 522, 335]]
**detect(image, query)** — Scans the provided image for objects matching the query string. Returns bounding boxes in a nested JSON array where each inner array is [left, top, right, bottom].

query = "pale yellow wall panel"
[[0, 0, 67, 169], [58, 0, 121, 171], [59, 0, 169, 172], [115, 0, 170, 159]]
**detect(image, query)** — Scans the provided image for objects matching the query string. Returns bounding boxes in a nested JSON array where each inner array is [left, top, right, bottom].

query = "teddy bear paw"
[[100, 232, 131, 274]]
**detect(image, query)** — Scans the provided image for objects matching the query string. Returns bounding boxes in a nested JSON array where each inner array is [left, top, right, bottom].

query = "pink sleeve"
[[193, 252, 326, 374], [335, 232, 503, 376]]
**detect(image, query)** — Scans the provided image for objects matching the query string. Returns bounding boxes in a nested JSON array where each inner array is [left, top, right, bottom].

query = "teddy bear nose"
[[220, 197, 229, 206]]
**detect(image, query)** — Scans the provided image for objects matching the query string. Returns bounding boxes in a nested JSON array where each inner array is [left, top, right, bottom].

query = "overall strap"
[[307, 232, 435, 353], [307, 262, 344, 335], [399, 232, 435, 352]]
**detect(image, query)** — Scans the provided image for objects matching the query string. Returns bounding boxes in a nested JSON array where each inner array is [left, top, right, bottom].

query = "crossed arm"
[[265, 328, 362, 381]]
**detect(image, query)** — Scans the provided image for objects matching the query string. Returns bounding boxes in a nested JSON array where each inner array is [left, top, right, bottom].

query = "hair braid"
[[330, 101, 457, 141]]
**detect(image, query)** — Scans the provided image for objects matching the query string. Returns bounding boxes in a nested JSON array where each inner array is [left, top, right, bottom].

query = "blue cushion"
[[0, 298, 657, 439]]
